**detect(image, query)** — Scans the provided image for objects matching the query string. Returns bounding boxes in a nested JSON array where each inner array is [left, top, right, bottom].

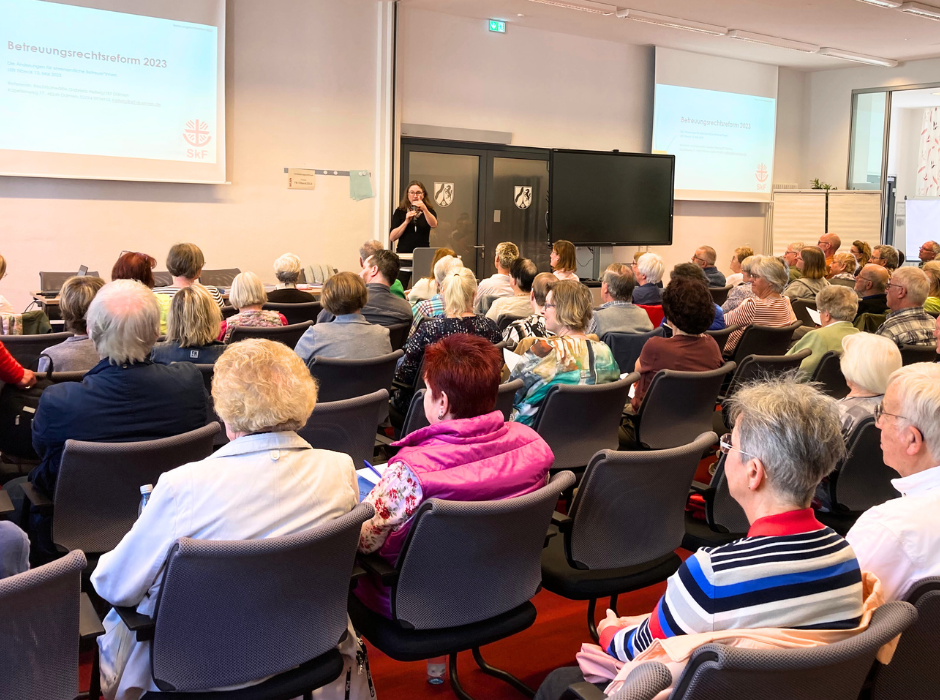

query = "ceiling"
[[398, 0, 940, 70]]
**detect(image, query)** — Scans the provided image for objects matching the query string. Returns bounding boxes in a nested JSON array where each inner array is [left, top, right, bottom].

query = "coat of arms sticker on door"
[[434, 182, 454, 207], [514, 185, 533, 210]]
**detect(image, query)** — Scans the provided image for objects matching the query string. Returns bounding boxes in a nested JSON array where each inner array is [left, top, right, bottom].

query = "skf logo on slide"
[[184, 119, 211, 159], [755, 164, 768, 183]]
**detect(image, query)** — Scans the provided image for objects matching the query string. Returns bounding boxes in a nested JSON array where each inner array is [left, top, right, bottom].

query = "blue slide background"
[[1, 0, 217, 163], [652, 84, 776, 194]]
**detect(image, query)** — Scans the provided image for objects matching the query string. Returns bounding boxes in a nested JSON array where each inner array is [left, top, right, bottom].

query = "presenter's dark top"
[[390, 207, 432, 254]]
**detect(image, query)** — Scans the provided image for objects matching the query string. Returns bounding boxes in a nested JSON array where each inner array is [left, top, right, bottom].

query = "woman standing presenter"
[[390, 181, 438, 254]]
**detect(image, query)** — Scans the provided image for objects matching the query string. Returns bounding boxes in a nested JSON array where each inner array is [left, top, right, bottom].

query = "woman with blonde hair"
[[829, 252, 859, 288], [922, 260, 940, 315], [725, 246, 754, 287], [266, 253, 315, 303], [408, 247, 456, 303], [850, 240, 872, 275], [551, 240, 579, 281], [152, 285, 226, 364], [219, 271, 286, 342], [392, 267, 500, 412], [784, 246, 829, 300], [91, 339, 359, 700], [38, 275, 106, 373]]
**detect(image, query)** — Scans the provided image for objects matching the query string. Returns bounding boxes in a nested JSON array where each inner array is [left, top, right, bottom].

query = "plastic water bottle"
[[138, 484, 154, 517], [426, 656, 446, 685]]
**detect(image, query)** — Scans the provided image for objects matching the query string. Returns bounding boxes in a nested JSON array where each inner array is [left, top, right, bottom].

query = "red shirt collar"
[[747, 508, 826, 537]]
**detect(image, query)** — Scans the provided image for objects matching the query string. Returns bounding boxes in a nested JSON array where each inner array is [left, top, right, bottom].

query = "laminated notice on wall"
[[287, 168, 316, 190]]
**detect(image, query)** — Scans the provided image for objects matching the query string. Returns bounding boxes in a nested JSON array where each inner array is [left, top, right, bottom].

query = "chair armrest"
[[551, 510, 573, 533], [79, 593, 105, 643], [690, 480, 711, 494], [350, 564, 369, 587], [357, 553, 399, 586], [374, 434, 394, 447], [0, 489, 13, 517], [20, 482, 53, 511], [114, 605, 155, 642], [561, 682, 607, 700]]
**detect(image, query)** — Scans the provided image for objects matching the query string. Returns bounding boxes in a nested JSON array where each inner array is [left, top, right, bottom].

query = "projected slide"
[[652, 84, 776, 196], [1, 0, 218, 164]]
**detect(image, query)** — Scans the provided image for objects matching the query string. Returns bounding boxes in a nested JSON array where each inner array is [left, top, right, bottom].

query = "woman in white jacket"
[[91, 339, 359, 700]]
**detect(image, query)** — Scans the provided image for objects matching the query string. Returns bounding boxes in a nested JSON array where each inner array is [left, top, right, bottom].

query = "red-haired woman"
[[355, 334, 554, 617], [111, 251, 157, 288]]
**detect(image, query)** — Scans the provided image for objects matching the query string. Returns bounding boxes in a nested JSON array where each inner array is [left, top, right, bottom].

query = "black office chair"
[[683, 453, 749, 552], [296, 390, 388, 469], [811, 351, 850, 399], [728, 321, 803, 363], [2, 332, 74, 370], [709, 285, 733, 306], [791, 298, 819, 328], [262, 301, 322, 326], [399, 379, 524, 439], [227, 321, 313, 348], [39, 272, 100, 292], [705, 324, 741, 354], [199, 268, 241, 287], [306, 350, 403, 403], [715, 350, 811, 432], [386, 322, 411, 352], [602, 327, 664, 375], [900, 343, 937, 365], [497, 313, 528, 333]]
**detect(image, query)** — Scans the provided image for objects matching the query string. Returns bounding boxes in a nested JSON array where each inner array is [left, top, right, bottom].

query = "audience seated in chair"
[[319, 249, 412, 327], [219, 271, 286, 343], [786, 285, 859, 380], [508, 280, 619, 427], [3, 280, 207, 558], [37, 275, 105, 373], [487, 257, 538, 323], [111, 251, 172, 334], [91, 339, 359, 700], [587, 263, 653, 338], [551, 240, 579, 281], [724, 245, 753, 288], [502, 272, 556, 345], [474, 241, 519, 313], [871, 244, 900, 273], [851, 240, 871, 275], [358, 239, 406, 300], [722, 255, 758, 313], [0, 339, 35, 388], [536, 378, 867, 700], [691, 245, 726, 287], [631, 252, 665, 306], [265, 252, 316, 303], [151, 285, 226, 365], [829, 252, 859, 288], [294, 271, 392, 364], [847, 363, 940, 602], [407, 247, 454, 303], [0, 253, 13, 315], [409, 254, 463, 332], [783, 241, 804, 283], [817, 232, 842, 273], [854, 264, 890, 320], [784, 246, 829, 301], [392, 267, 500, 414], [722, 256, 795, 356], [356, 334, 554, 617], [152, 243, 225, 311], [662, 264, 726, 332], [922, 260, 940, 315], [835, 333, 902, 438], [875, 266, 936, 348]]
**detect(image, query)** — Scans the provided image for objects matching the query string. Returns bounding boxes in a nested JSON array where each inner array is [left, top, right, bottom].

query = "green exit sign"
[[488, 19, 506, 33]]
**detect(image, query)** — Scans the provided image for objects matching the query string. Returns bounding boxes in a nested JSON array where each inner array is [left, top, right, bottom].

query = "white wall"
[[398, 7, 804, 277], [0, 0, 387, 313]]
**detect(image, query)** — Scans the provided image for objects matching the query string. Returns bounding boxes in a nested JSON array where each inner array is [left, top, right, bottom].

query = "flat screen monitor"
[[549, 150, 675, 246]]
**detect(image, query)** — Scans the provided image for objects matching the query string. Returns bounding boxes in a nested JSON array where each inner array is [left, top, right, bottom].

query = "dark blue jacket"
[[30, 358, 208, 497], [151, 340, 226, 365]]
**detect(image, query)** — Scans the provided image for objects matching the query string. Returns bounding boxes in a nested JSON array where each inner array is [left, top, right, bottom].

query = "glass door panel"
[[484, 157, 550, 277], [848, 92, 888, 191]]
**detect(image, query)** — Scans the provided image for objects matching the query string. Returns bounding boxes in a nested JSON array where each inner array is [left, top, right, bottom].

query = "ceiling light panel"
[[727, 29, 820, 53], [615, 9, 727, 36], [855, 0, 902, 7], [526, 0, 617, 15], [899, 2, 940, 19], [818, 47, 900, 66]]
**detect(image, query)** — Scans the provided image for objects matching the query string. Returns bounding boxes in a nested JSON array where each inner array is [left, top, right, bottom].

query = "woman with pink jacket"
[[355, 333, 555, 617]]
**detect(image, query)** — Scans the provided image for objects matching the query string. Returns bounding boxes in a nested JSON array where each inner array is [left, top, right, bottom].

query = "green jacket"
[[786, 321, 858, 380]]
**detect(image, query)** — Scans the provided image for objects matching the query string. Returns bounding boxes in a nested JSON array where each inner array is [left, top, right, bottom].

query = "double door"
[[400, 140, 550, 278]]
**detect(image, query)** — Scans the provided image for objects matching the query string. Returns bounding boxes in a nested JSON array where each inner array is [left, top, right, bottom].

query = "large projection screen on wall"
[[0, 0, 226, 183], [652, 47, 778, 203]]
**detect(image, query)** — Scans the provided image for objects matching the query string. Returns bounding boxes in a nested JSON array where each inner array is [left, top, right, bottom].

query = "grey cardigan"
[[294, 314, 393, 364]]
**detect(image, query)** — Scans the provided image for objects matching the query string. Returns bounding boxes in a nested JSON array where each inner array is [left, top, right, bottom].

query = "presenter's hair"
[[112, 252, 157, 289], [59, 276, 106, 335], [799, 247, 827, 280], [229, 271, 268, 310], [166, 243, 206, 280], [636, 253, 665, 285], [495, 242, 520, 270], [442, 267, 478, 316], [398, 180, 437, 216], [87, 279, 160, 365], [273, 253, 303, 285], [532, 273, 556, 307], [552, 240, 577, 272], [321, 271, 368, 316], [167, 285, 222, 348], [551, 279, 593, 332]]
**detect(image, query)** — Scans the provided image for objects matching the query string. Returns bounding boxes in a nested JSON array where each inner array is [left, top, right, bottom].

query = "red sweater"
[[0, 342, 25, 384]]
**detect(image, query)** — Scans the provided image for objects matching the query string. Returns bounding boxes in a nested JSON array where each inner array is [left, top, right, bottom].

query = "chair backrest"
[[48, 370, 88, 384], [3, 332, 74, 370], [199, 268, 240, 287], [52, 424, 220, 553], [39, 272, 99, 292], [900, 343, 938, 366], [709, 285, 733, 306], [411, 247, 441, 282], [153, 271, 173, 287], [790, 298, 819, 328], [706, 454, 750, 535], [635, 363, 735, 450], [296, 390, 388, 469], [706, 324, 742, 354], [149, 504, 374, 692], [871, 577, 940, 700], [194, 364, 228, 446], [567, 433, 716, 570], [830, 416, 899, 512], [724, 350, 811, 403], [228, 320, 313, 348], [307, 350, 403, 403], [497, 313, 527, 332], [669, 601, 917, 700], [731, 321, 802, 363], [386, 321, 410, 352], [810, 351, 850, 399], [533, 376, 636, 470], [479, 294, 500, 315], [262, 301, 322, 326], [401, 380, 522, 439], [602, 327, 664, 375], [0, 549, 86, 700], [221, 304, 238, 319], [391, 471, 575, 630], [637, 304, 665, 327]]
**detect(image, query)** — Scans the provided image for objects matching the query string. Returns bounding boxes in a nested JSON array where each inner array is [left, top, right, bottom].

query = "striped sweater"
[[722, 294, 794, 355], [600, 509, 864, 661]]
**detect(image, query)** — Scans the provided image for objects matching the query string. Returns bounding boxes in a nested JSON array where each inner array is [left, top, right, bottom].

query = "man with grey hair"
[[847, 364, 940, 601], [588, 263, 653, 337], [918, 240, 940, 267], [784, 242, 805, 283], [854, 263, 890, 319], [358, 239, 405, 300], [871, 244, 900, 272], [786, 285, 859, 379], [692, 245, 726, 287], [632, 252, 665, 305], [22, 280, 207, 555], [876, 266, 936, 347]]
